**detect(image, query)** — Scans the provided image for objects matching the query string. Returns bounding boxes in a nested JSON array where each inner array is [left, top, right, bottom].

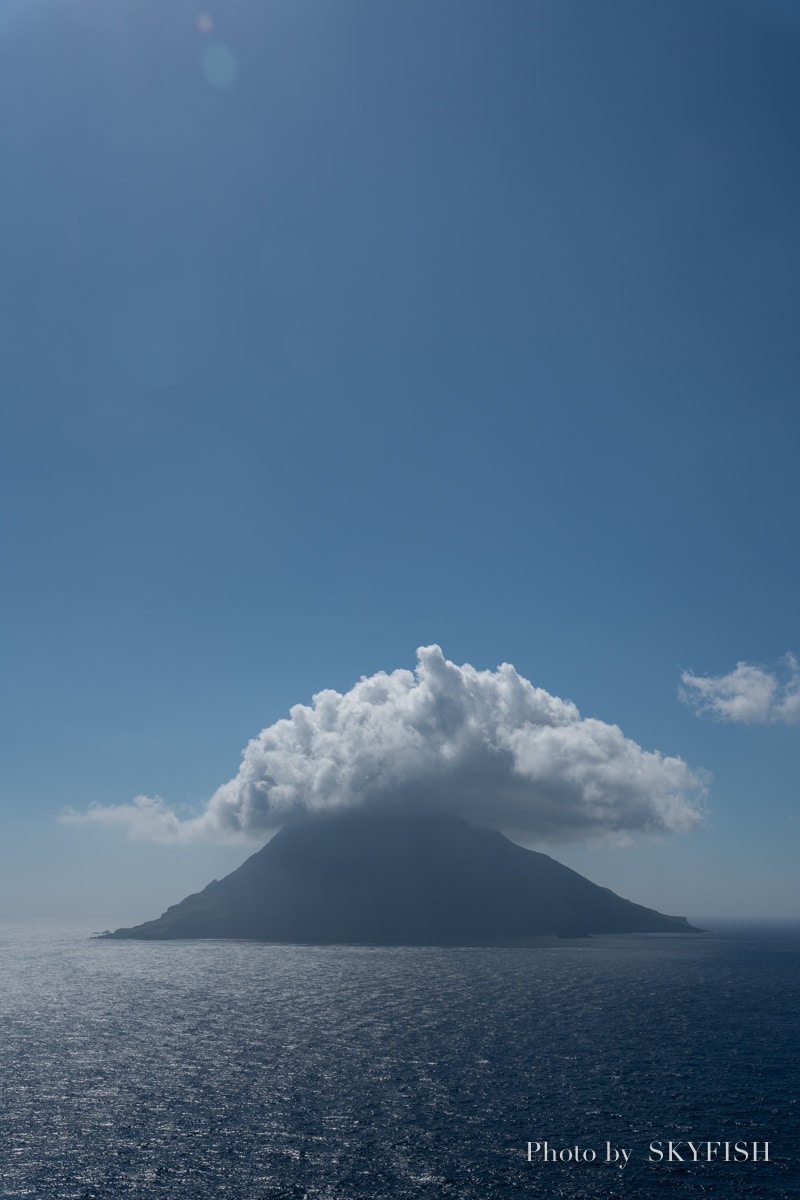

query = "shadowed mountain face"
[[105, 810, 700, 943]]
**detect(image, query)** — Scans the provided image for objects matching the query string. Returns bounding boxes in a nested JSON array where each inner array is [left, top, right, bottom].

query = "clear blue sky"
[[2, 0, 799, 923]]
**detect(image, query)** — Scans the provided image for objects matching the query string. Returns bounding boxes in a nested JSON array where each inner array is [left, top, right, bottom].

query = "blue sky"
[[1, 0, 799, 923]]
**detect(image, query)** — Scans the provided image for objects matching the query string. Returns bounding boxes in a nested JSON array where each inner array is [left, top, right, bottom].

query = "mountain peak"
[[105, 809, 701, 943]]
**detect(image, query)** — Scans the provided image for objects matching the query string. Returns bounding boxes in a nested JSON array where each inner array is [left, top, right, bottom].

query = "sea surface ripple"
[[0, 923, 798, 1199]]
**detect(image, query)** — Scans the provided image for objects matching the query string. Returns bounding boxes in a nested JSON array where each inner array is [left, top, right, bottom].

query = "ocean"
[[1, 923, 798, 1199]]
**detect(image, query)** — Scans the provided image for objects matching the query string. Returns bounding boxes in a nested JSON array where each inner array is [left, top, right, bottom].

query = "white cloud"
[[680, 653, 800, 724], [60, 794, 186, 842], [63, 646, 707, 844]]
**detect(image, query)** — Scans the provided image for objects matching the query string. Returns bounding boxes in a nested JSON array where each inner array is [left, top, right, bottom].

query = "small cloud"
[[62, 647, 707, 846], [59, 795, 220, 844], [679, 653, 800, 724]]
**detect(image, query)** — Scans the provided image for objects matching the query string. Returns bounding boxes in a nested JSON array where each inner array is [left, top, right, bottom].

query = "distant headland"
[[102, 809, 701, 944]]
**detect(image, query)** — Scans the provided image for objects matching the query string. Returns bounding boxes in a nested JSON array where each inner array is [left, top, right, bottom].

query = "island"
[[103, 809, 701, 943]]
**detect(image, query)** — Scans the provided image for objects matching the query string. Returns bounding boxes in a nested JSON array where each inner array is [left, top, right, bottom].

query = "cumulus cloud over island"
[[62, 646, 707, 845]]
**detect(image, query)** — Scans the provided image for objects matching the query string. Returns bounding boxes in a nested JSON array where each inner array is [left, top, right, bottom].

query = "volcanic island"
[[103, 809, 700, 943]]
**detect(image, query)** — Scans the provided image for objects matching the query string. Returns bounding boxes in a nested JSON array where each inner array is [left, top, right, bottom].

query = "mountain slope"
[[105, 810, 700, 943]]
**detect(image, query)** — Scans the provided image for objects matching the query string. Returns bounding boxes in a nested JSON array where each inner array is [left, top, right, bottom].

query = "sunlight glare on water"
[[0, 924, 798, 1200]]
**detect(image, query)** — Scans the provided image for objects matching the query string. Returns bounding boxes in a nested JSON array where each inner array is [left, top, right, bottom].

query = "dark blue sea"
[[1, 923, 798, 1199]]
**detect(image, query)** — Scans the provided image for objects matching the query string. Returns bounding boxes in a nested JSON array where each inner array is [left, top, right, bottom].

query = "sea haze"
[[1, 924, 798, 1199]]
